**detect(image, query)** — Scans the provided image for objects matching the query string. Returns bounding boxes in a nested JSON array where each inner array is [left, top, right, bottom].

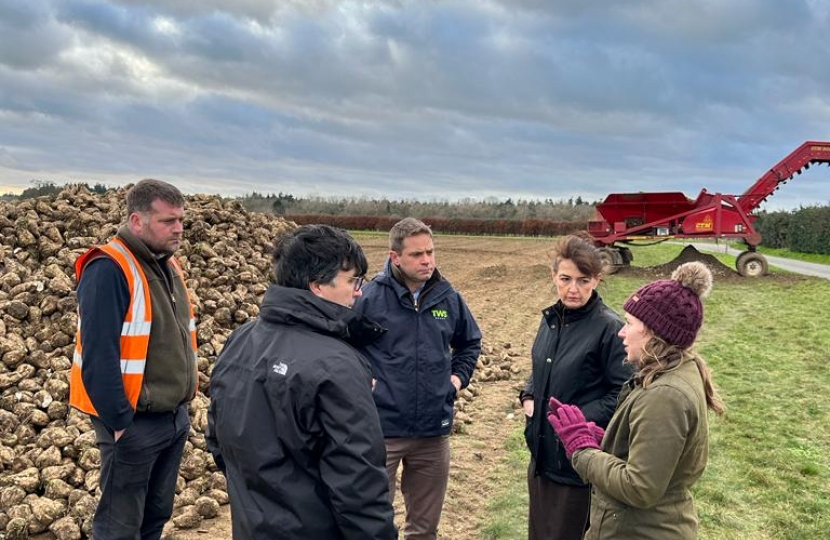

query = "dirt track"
[[168, 235, 556, 539]]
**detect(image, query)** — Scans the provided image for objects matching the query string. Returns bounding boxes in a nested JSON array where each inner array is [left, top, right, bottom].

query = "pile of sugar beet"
[[0, 185, 294, 539], [0, 184, 518, 539]]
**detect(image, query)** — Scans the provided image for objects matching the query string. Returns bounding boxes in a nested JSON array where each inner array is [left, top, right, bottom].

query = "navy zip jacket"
[[354, 259, 482, 438]]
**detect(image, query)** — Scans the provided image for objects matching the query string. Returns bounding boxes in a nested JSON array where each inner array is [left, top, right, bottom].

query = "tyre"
[[736, 251, 768, 277], [618, 247, 634, 265], [599, 247, 621, 275]]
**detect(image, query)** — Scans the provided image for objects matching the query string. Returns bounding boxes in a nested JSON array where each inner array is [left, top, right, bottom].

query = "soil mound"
[[650, 245, 736, 279], [616, 245, 738, 281]]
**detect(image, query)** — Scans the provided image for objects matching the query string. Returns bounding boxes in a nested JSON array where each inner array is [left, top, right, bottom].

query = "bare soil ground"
[[169, 236, 807, 539], [169, 235, 556, 539]]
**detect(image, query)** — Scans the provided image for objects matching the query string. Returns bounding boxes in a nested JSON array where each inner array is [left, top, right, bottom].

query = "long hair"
[[637, 335, 725, 415]]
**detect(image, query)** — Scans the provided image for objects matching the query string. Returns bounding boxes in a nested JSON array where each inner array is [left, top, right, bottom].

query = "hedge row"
[[755, 205, 830, 254], [284, 214, 587, 237]]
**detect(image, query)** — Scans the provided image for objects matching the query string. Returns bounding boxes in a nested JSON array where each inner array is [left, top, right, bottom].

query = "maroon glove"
[[586, 422, 605, 445], [547, 397, 600, 459], [548, 397, 606, 442]]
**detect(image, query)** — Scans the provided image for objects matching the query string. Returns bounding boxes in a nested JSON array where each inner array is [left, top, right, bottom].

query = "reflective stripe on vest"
[[69, 237, 194, 416]]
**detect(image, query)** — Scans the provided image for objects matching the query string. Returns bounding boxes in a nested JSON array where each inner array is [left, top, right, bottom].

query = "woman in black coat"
[[520, 235, 632, 540]]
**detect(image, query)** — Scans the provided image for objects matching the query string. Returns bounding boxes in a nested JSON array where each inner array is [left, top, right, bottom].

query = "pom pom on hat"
[[623, 262, 713, 349], [671, 261, 713, 299]]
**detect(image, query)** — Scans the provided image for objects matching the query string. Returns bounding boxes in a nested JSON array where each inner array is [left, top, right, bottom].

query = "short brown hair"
[[551, 235, 603, 277], [389, 217, 433, 253], [126, 179, 185, 215]]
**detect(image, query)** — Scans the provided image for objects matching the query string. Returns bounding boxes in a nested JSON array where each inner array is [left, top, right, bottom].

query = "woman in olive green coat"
[[547, 261, 725, 540]]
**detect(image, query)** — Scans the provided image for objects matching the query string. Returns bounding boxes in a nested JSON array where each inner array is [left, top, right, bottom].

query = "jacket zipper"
[[412, 293, 419, 436], [159, 259, 195, 403]]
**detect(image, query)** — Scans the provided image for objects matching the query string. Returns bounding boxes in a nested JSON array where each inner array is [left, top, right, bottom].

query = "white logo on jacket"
[[272, 362, 288, 376]]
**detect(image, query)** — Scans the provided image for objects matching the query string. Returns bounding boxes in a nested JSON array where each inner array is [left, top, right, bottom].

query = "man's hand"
[[450, 375, 462, 394], [114, 429, 125, 442], [522, 399, 534, 418]]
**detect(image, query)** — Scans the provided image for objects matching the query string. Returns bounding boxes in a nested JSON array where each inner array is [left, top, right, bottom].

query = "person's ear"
[[390, 250, 401, 266], [309, 281, 324, 298], [128, 212, 143, 233]]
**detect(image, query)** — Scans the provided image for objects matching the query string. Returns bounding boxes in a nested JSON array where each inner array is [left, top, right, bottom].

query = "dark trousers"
[[91, 405, 190, 540], [527, 460, 590, 540]]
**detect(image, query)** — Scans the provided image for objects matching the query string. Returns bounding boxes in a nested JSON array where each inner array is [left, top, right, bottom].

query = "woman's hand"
[[547, 398, 600, 458], [522, 398, 534, 417]]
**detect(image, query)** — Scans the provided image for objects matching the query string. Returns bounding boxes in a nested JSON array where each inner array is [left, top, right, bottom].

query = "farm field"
[[174, 234, 830, 540]]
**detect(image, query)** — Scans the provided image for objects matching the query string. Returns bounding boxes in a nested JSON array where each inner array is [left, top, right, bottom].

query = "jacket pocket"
[[588, 490, 629, 539]]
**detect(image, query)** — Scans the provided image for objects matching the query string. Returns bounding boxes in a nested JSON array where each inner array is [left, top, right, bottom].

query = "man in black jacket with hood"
[[206, 225, 397, 540]]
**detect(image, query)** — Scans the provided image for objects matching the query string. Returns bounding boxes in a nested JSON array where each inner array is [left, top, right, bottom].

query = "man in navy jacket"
[[354, 218, 481, 540]]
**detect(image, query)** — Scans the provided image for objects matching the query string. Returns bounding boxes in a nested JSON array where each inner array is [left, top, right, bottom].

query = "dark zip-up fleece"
[[522, 291, 632, 485], [354, 259, 482, 438], [76, 226, 197, 430]]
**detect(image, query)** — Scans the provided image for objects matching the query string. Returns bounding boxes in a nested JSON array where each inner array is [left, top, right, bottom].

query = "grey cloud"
[[0, 0, 71, 69], [1, 0, 829, 209], [0, 0, 51, 28]]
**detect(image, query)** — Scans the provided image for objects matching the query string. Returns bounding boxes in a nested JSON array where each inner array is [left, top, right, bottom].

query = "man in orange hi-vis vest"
[[70, 179, 198, 540]]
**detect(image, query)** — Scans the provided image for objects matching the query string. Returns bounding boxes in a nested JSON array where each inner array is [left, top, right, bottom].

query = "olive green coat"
[[572, 359, 709, 540]]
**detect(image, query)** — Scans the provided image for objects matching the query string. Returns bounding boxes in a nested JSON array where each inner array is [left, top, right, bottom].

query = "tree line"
[[754, 206, 830, 255], [7, 180, 827, 254], [242, 192, 598, 221], [0, 180, 108, 201], [3, 182, 597, 221]]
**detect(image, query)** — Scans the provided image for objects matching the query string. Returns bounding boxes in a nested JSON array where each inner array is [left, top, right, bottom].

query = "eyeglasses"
[[345, 275, 365, 291]]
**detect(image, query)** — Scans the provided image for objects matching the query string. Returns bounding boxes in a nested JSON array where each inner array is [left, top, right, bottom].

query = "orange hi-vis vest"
[[69, 237, 197, 417]]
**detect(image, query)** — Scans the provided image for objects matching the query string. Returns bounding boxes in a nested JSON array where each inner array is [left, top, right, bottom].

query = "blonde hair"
[[637, 335, 725, 415]]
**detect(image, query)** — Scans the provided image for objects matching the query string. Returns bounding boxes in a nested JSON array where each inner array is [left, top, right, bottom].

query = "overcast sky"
[[2, 0, 829, 209]]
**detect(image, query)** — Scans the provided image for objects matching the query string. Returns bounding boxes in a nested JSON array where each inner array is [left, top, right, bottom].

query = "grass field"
[[480, 243, 830, 540], [701, 239, 830, 266]]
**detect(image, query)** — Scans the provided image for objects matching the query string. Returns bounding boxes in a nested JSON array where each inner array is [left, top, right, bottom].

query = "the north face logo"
[[431, 309, 448, 320], [272, 362, 288, 376]]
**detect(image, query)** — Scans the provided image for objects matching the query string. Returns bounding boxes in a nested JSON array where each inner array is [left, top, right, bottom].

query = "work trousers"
[[386, 436, 451, 540], [527, 460, 590, 540], [91, 405, 190, 540]]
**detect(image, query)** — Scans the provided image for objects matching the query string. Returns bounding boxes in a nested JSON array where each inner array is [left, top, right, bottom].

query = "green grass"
[[753, 246, 830, 266], [695, 239, 830, 266], [479, 430, 530, 540], [480, 243, 830, 540]]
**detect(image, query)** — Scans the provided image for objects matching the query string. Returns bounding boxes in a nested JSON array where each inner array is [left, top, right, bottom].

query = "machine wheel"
[[736, 251, 768, 277], [618, 247, 634, 265], [599, 247, 622, 275]]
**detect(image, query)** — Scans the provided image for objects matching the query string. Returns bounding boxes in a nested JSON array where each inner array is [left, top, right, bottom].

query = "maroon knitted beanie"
[[623, 261, 713, 349]]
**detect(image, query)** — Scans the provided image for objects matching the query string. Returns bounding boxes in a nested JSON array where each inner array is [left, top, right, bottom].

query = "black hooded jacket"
[[206, 285, 397, 539]]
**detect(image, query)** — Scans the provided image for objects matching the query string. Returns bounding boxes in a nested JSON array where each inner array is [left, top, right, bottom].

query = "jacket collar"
[[376, 258, 449, 306], [259, 285, 386, 348], [543, 290, 601, 325], [116, 225, 172, 267]]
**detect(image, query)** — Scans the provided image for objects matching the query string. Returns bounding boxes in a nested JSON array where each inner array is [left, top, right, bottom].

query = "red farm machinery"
[[588, 141, 830, 277]]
